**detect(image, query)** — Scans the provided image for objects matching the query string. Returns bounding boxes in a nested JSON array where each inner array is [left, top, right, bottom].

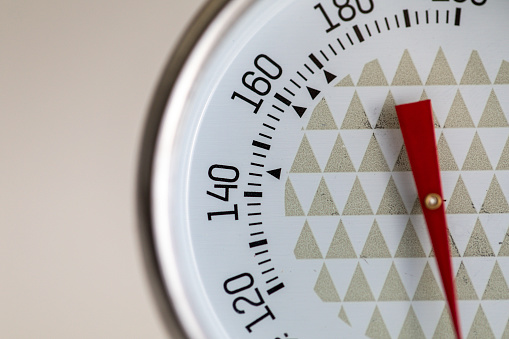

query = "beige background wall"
[[1, 0, 205, 337]]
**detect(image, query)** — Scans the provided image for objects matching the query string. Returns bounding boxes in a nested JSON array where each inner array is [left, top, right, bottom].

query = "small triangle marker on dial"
[[267, 168, 281, 180], [324, 70, 337, 84], [293, 106, 307, 118], [307, 86, 321, 100]]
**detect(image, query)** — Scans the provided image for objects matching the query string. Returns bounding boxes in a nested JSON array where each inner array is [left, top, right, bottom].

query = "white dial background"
[[152, 1, 509, 338]]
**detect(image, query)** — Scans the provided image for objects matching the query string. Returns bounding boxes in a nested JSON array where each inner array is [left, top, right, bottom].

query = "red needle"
[[396, 100, 461, 339]]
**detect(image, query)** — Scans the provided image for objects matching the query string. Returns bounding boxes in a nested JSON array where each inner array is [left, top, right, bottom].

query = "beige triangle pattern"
[[438, 133, 459, 171], [420, 90, 441, 127], [344, 263, 375, 301], [446, 175, 477, 214], [444, 90, 475, 128], [432, 307, 455, 339], [482, 261, 509, 300], [455, 261, 478, 300], [307, 98, 338, 130], [377, 176, 408, 215], [290, 134, 321, 173], [478, 89, 509, 127], [413, 262, 444, 300], [426, 47, 457, 86], [480, 175, 509, 214], [326, 220, 357, 259], [314, 264, 341, 302], [396, 219, 426, 258], [495, 60, 509, 84], [393, 144, 412, 172], [378, 263, 410, 301], [503, 320, 509, 339], [357, 59, 389, 86], [498, 227, 509, 257], [338, 306, 351, 326], [324, 133, 356, 172], [335, 74, 355, 87], [294, 221, 323, 259], [461, 50, 491, 85], [464, 218, 495, 257], [497, 136, 509, 170], [391, 49, 423, 86], [308, 177, 340, 216], [358, 134, 390, 172], [285, 179, 305, 216], [365, 306, 391, 339], [411, 198, 423, 215], [462, 132, 493, 171], [360, 220, 392, 258], [375, 91, 400, 129], [341, 91, 372, 129], [467, 305, 496, 339], [399, 306, 426, 339], [430, 229, 461, 257], [342, 177, 373, 215]]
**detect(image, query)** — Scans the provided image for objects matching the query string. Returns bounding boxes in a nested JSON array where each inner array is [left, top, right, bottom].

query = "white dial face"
[[149, 0, 509, 338]]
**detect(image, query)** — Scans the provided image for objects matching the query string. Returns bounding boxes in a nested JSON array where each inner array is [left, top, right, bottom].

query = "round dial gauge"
[[139, 1, 509, 338]]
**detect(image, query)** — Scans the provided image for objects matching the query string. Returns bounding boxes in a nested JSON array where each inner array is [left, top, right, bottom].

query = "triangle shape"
[[455, 261, 479, 300], [497, 136, 509, 170], [444, 90, 475, 128], [432, 306, 456, 339], [344, 263, 375, 301], [375, 91, 400, 129], [358, 134, 390, 172], [294, 220, 323, 259], [460, 50, 491, 85], [498, 226, 509, 256], [326, 220, 357, 258], [426, 47, 457, 85], [446, 175, 477, 214], [430, 228, 461, 257], [411, 198, 423, 214], [314, 263, 341, 302], [463, 218, 495, 257], [377, 176, 408, 215], [324, 70, 337, 84], [338, 306, 351, 326], [482, 261, 509, 300], [478, 89, 509, 127], [378, 263, 410, 301], [420, 90, 441, 127], [267, 168, 281, 180], [365, 306, 391, 339], [293, 106, 307, 118], [393, 144, 411, 172], [480, 175, 509, 214], [342, 177, 374, 215], [290, 134, 321, 173], [391, 49, 423, 86], [360, 220, 392, 258], [306, 98, 338, 130], [438, 133, 459, 171], [395, 219, 426, 258], [467, 305, 496, 339], [324, 133, 356, 172], [357, 59, 389, 86], [308, 177, 339, 216], [495, 60, 509, 84], [335, 74, 354, 87], [307, 86, 321, 100], [398, 306, 426, 339], [285, 178, 305, 216], [413, 262, 444, 300], [341, 91, 372, 129], [462, 132, 493, 171]]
